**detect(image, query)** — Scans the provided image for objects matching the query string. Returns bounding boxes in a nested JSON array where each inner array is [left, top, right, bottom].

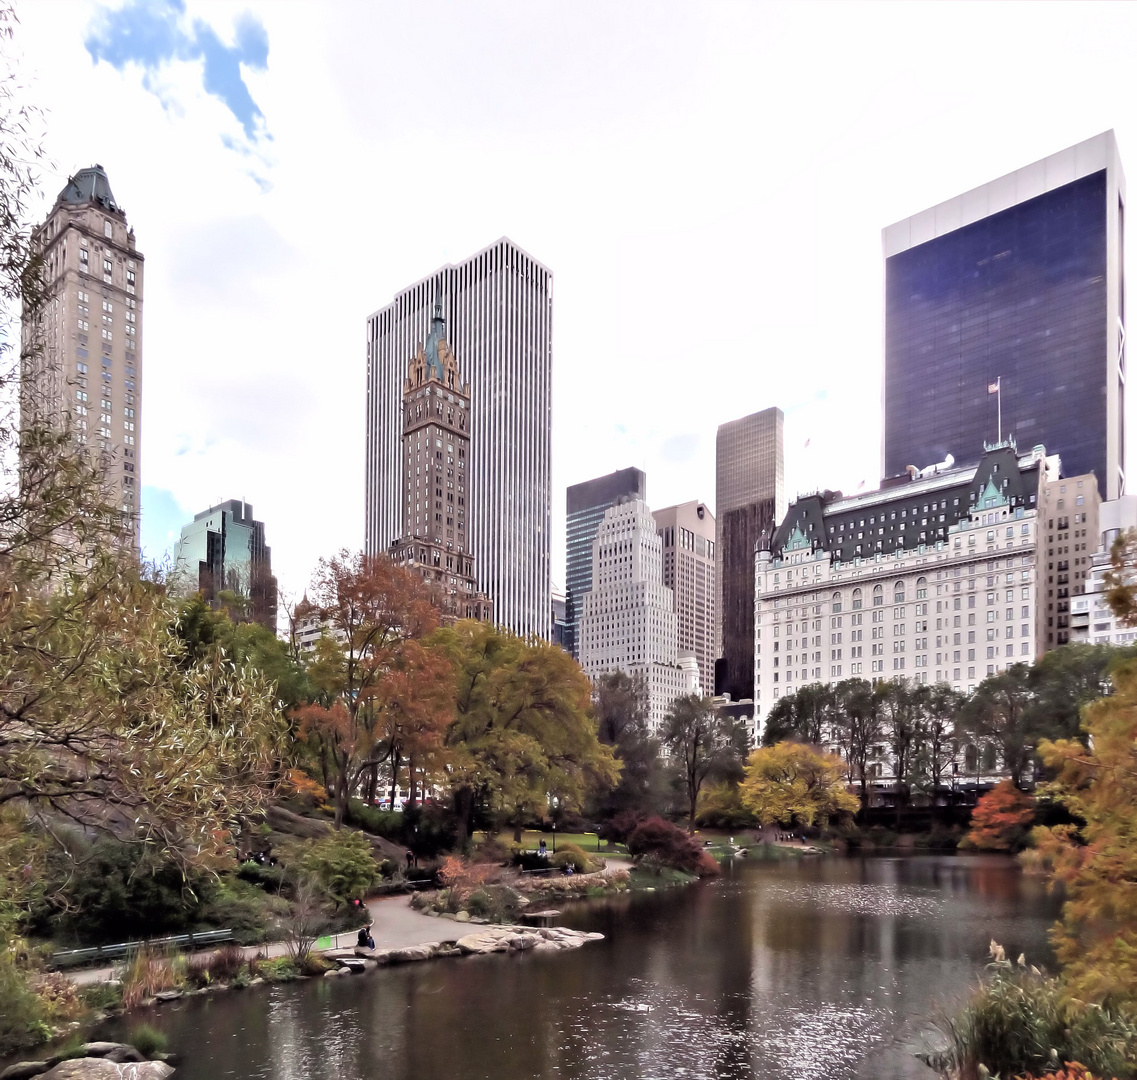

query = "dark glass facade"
[[885, 171, 1109, 489], [718, 497, 776, 702]]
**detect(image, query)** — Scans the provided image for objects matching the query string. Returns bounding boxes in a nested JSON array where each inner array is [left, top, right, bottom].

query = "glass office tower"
[[565, 467, 647, 660], [883, 131, 1126, 499]]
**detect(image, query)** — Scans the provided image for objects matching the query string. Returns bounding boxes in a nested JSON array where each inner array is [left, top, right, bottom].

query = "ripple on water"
[[759, 882, 942, 918], [549, 977, 891, 1080]]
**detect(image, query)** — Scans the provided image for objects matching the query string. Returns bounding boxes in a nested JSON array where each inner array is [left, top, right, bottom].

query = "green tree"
[[880, 679, 924, 813], [1026, 642, 1131, 744], [589, 670, 663, 820], [739, 742, 858, 826], [435, 621, 619, 842], [958, 665, 1034, 788], [761, 682, 834, 746], [662, 695, 746, 833], [912, 682, 964, 811], [299, 830, 378, 907], [829, 678, 884, 817]]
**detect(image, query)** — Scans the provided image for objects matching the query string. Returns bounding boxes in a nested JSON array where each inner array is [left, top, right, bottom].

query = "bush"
[[626, 817, 719, 878], [121, 947, 181, 1010], [0, 950, 47, 1055], [129, 1024, 168, 1059], [345, 800, 402, 838], [472, 837, 510, 865], [298, 831, 378, 907], [551, 843, 599, 874], [250, 956, 300, 982], [236, 860, 285, 891], [512, 849, 550, 872], [927, 943, 1137, 1080], [81, 982, 124, 1011], [599, 810, 644, 844], [38, 839, 209, 943], [961, 780, 1036, 852]]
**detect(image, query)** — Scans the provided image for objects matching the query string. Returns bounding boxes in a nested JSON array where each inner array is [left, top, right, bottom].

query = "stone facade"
[[388, 301, 491, 623]]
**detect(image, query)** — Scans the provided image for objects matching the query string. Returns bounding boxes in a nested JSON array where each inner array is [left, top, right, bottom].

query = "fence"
[[50, 929, 234, 970]]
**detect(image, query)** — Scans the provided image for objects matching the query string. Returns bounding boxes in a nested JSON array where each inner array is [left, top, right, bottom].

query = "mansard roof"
[[768, 443, 1044, 563], [57, 165, 120, 213]]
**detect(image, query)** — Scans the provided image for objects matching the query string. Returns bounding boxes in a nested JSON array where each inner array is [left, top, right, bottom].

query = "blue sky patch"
[[85, 0, 269, 140]]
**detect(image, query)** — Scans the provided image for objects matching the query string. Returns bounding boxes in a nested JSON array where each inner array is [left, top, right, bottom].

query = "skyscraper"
[[366, 239, 552, 638], [171, 500, 277, 630], [578, 499, 698, 732], [22, 166, 143, 543], [565, 467, 647, 659], [655, 500, 716, 694], [387, 299, 492, 622], [715, 407, 784, 701], [883, 130, 1126, 500]]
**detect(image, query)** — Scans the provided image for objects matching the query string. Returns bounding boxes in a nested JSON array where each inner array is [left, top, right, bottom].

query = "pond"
[[105, 853, 1060, 1080]]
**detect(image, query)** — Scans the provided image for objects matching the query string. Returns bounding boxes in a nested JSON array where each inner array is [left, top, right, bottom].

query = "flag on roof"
[[988, 379, 1000, 394]]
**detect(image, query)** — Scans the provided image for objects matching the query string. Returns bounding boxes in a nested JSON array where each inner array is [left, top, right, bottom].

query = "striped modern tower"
[[365, 237, 552, 639]]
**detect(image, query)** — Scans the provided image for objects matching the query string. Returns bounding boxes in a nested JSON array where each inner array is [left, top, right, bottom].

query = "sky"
[[10, 0, 1137, 606]]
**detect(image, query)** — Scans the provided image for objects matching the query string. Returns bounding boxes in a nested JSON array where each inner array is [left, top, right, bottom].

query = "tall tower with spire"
[[388, 296, 491, 621], [22, 165, 144, 547]]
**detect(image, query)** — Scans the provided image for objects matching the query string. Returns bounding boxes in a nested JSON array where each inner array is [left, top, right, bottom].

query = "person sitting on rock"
[[357, 925, 375, 950]]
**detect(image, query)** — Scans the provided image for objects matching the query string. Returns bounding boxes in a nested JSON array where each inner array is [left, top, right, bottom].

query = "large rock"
[[1, 1062, 50, 1080], [78, 1047, 143, 1064], [40, 1061, 173, 1080], [387, 945, 435, 963]]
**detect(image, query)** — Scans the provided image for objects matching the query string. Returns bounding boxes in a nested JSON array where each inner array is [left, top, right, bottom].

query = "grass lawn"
[[475, 829, 627, 854]]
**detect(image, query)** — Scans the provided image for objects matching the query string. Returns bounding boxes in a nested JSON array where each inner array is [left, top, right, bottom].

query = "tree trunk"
[[389, 747, 402, 810], [334, 753, 349, 829], [365, 763, 378, 805], [407, 755, 417, 808], [452, 786, 474, 847]]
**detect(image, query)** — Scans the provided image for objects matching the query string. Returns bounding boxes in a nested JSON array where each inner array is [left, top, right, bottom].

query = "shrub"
[[511, 850, 549, 872], [236, 860, 285, 891], [961, 780, 1036, 852], [197, 880, 274, 944], [207, 943, 246, 983], [626, 817, 720, 878], [80, 982, 124, 1011], [298, 831, 378, 907], [129, 1024, 168, 1059], [465, 890, 494, 918], [252, 956, 299, 982], [345, 800, 402, 838], [927, 943, 1137, 1080], [121, 947, 180, 1010], [0, 950, 46, 1055], [599, 810, 644, 844], [551, 843, 599, 874], [472, 837, 510, 865]]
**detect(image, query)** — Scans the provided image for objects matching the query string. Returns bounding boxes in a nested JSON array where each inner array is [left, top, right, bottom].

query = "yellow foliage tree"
[[1033, 656, 1137, 1009], [739, 742, 858, 827]]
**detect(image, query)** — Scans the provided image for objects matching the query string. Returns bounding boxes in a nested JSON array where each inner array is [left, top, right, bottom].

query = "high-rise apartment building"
[[579, 498, 698, 731], [715, 407, 784, 701], [1071, 496, 1137, 647], [1039, 473, 1100, 647], [22, 166, 143, 543], [883, 131, 1126, 500], [366, 239, 552, 638], [387, 300, 492, 622], [655, 501, 716, 694], [565, 467, 647, 659], [752, 442, 1057, 738], [172, 500, 277, 630]]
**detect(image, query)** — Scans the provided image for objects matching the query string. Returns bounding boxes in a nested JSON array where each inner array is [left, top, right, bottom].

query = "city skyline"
[[14, 3, 1137, 605]]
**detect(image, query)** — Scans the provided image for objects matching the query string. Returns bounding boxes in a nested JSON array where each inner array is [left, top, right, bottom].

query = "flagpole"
[[997, 379, 1002, 445]]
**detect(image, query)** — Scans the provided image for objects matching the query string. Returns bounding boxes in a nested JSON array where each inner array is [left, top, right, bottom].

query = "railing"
[[50, 929, 234, 969]]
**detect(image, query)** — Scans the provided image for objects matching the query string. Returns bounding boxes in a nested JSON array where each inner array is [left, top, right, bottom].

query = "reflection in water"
[[102, 855, 1059, 1080]]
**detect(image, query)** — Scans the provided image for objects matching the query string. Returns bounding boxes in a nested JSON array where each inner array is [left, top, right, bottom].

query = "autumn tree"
[[739, 742, 858, 827], [433, 621, 619, 842], [293, 550, 450, 827], [662, 695, 746, 833], [961, 779, 1035, 851], [1033, 656, 1137, 1008]]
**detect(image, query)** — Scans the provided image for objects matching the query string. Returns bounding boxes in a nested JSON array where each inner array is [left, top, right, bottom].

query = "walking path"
[[66, 894, 448, 987]]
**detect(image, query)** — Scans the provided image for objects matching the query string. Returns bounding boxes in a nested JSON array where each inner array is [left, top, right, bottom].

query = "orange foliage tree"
[[293, 550, 454, 827], [962, 778, 1035, 851]]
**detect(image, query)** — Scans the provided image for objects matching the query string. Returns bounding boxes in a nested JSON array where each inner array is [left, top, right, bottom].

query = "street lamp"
[[551, 822, 556, 855]]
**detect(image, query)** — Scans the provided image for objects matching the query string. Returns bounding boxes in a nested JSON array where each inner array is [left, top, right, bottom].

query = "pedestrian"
[[406, 850, 414, 872], [538, 839, 548, 858]]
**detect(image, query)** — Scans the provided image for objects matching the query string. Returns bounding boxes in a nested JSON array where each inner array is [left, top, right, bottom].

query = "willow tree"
[[435, 620, 619, 842]]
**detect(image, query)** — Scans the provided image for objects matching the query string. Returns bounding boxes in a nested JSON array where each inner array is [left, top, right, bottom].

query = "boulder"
[[454, 911, 470, 923], [388, 945, 434, 963], [0, 1062, 50, 1080], [39, 1062, 173, 1080]]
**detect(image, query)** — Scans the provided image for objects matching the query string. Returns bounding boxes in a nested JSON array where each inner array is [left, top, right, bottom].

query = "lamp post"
[[551, 822, 556, 855]]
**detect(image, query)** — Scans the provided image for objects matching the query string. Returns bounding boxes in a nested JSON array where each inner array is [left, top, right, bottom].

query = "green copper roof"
[[58, 165, 119, 212], [424, 296, 447, 381]]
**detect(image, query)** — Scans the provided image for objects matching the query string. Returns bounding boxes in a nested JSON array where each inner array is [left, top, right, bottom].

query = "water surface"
[[111, 854, 1059, 1080]]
